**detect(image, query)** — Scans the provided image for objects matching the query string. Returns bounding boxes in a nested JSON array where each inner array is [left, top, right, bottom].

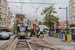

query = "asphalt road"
[[44, 34, 75, 50], [0, 35, 15, 46]]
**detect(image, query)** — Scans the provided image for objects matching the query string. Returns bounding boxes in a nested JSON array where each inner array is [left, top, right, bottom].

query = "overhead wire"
[[8, 2, 55, 4], [37, 0, 45, 9], [8, 0, 55, 20], [31, 0, 45, 20]]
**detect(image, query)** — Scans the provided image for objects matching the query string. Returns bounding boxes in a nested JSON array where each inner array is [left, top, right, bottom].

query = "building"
[[11, 13, 15, 29], [15, 13, 27, 23], [59, 21, 66, 29], [30, 20, 39, 28], [0, 0, 8, 31], [27, 19, 31, 29], [69, 0, 75, 34], [7, 8, 12, 29]]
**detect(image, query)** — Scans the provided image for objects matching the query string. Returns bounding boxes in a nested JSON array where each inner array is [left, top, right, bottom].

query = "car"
[[7, 32, 13, 36], [1, 32, 10, 39], [0, 33, 2, 39], [0, 32, 2, 36]]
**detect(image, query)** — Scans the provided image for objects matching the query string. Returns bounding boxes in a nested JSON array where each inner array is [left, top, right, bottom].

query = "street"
[[44, 34, 75, 50], [0, 35, 15, 46]]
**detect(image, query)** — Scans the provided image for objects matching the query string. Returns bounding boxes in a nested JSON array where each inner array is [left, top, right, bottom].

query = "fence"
[[48, 31, 75, 42]]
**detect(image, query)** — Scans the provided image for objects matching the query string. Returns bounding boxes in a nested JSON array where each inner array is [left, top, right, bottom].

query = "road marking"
[[0, 45, 8, 50]]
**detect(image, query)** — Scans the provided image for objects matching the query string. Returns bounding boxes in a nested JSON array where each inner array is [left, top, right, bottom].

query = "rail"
[[26, 40, 32, 50]]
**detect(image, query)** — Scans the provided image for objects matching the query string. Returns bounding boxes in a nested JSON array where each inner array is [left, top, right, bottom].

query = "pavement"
[[44, 34, 75, 50], [0, 35, 15, 46]]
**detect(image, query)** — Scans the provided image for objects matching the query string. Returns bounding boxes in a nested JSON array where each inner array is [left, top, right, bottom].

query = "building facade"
[[30, 20, 39, 28], [59, 21, 66, 29], [15, 13, 27, 23], [7, 10, 12, 29], [0, 0, 8, 31], [11, 13, 15, 29], [69, 0, 75, 34]]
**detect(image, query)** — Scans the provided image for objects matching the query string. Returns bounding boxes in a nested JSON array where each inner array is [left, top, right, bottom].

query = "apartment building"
[[0, 0, 8, 31], [11, 13, 15, 29], [7, 10, 12, 29], [15, 13, 27, 23], [69, 0, 75, 34]]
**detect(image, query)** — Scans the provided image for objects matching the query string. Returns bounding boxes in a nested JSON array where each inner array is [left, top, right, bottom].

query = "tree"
[[16, 19, 19, 27], [14, 19, 19, 34], [41, 5, 59, 36]]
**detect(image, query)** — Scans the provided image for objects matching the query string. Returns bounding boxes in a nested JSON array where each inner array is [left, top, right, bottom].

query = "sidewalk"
[[44, 34, 75, 50]]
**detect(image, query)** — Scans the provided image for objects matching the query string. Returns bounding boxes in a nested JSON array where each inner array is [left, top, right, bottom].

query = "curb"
[[0, 35, 16, 50]]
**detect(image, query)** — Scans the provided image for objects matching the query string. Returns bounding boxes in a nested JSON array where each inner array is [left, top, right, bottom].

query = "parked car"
[[7, 32, 13, 36], [0, 32, 2, 36], [1, 32, 10, 39], [0, 33, 2, 39]]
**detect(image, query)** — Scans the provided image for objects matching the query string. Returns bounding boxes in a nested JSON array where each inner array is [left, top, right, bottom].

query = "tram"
[[17, 24, 28, 38]]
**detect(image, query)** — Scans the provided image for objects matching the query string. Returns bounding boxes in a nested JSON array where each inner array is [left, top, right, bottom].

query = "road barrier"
[[49, 31, 75, 42], [50, 32, 64, 38], [63, 34, 75, 42], [0, 35, 16, 50]]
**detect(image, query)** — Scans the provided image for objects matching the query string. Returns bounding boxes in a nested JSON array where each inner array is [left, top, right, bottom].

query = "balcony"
[[0, 2, 7, 8]]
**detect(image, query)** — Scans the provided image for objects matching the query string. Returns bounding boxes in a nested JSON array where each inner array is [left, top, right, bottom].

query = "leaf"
[[41, 5, 59, 29]]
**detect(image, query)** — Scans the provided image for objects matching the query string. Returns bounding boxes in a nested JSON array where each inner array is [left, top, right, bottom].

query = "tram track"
[[5, 34, 67, 50], [15, 38, 62, 50]]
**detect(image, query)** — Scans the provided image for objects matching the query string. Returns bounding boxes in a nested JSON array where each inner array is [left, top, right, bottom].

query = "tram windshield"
[[19, 27, 26, 32]]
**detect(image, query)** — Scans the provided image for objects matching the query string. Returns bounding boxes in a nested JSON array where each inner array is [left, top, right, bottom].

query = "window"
[[2, 15, 6, 20], [0, 0, 1, 4], [71, 16, 75, 21], [9, 22, 10, 24], [13, 20, 14, 22], [1, 1, 6, 7], [69, 9, 72, 14], [0, 22, 1, 26], [69, 17, 71, 22], [0, 0, 1, 2], [9, 18, 10, 20], [2, 8, 6, 13], [0, 8, 1, 12], [73, 7, 75, 12], [0, 15, 2, 20], [2, 22, 5, 25], [69, 1, 72, 6], [9, 14, 10, 16]]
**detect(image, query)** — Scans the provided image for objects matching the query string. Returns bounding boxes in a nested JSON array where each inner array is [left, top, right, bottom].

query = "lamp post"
[[59, 7, 68, 33]]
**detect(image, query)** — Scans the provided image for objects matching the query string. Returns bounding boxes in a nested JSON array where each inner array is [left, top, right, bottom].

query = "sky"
[[7, 0, 69, 22]]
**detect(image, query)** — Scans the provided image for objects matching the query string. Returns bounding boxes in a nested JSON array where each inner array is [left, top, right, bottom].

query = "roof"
[[30, 19, 37, 21], [27, 20, 31, 23], [16, 13, 27, 19], [59, 21, 65, 25]]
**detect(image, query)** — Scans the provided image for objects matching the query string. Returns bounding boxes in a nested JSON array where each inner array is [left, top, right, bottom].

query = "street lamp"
[[59, 7, 68, 33], [31, 6, 38, 20]]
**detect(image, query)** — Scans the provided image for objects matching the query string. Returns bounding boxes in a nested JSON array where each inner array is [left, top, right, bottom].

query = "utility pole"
[[49, 9, 51, 36], [66, 7, 68, 33], [20, 0, 22, 13], [59, 7, 68, 33]]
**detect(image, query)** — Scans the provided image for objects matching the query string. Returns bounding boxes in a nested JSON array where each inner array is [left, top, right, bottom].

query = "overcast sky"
[[7, 0, 69, 22]]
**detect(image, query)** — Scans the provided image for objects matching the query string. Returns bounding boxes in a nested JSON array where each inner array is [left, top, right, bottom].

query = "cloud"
[[7, 0, 69, 22]]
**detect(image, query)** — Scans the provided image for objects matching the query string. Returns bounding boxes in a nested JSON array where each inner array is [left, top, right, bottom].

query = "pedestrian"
[[37, 32, 40, 38], [39, 26, 44, 38]]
